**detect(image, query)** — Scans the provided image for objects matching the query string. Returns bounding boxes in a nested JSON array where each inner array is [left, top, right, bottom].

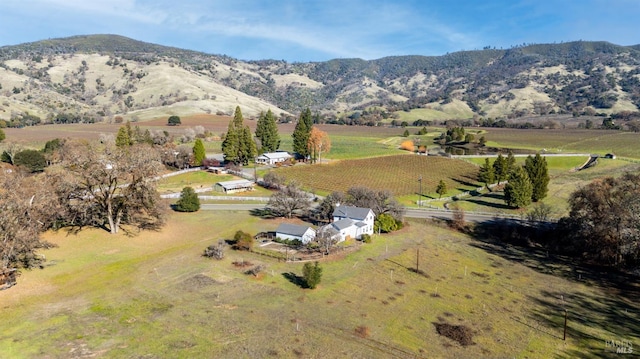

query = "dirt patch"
[[433, 322, 475, 346], [179, 274, 218, 291]]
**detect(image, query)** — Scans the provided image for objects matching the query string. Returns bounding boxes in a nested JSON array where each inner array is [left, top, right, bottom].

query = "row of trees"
[[221, 106, 330, 166], [222, 106, 257, 165], [478, 152, 549, 208], [292, 108, 331, 163]]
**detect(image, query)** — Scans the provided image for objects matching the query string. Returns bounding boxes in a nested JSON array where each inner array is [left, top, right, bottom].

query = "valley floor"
[[1, 211, 637, 358]]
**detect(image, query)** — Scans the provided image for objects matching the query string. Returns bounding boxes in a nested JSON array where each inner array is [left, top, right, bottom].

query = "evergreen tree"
[[240, 126, 257, 165], [478, 158, 495, 191], [232, 106, 244, 128], [504, 166, 533, 208], [492, 153, 508, 183], [436, 179, 448, 198], [192, 138, 206, 166], [167, 115, 181, 126], [115, 125, 131, 147], [255, 109, 280, 153], [174, 186, 200, 212], [301, 107, 313, 130], [302, 261, 323, 289], [506, 150, 517, 175], [524, 153, 549, 202], [292, 110, 311, 159], [221, 106, 256, 165], [221, 120, 239, 164]]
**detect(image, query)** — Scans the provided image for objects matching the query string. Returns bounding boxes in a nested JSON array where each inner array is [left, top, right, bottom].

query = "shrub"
[[174, 186, 200, 212], [13, 149, 46, 172], [374, 213, 398, 233], [232, 230, 254, 251], [302, 261, 322, 289], [168, 115, 181, 126], [361, 234, 372, 243], [203, 240, 225, 260], [399, 140, 415, 152]]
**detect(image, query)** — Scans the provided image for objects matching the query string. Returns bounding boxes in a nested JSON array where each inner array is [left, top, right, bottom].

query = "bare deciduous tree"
[[346, 187, 405, 221], [0, 172, 62, 287], [59, 140, 166, 234], [266, 181, 312, 218], [315, 226, 340, 254]]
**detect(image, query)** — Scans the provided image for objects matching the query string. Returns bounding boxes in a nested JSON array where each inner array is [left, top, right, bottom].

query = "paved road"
[[200, 204, 521, 223]]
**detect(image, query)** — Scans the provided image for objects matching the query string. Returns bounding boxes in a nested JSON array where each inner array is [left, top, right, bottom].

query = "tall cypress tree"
[[524, 153, 549, 202], [222, 120, 239, 164], [240, 126, 257, 165], [255, 109, 280, 153], [301, 108, 313, 130], [292, 109, 311, 159], [193, 138, 206, 166]]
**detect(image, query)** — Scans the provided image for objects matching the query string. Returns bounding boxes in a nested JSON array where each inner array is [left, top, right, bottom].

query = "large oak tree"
[[0, 172, 62, 287], [59, 141, 166, 234]]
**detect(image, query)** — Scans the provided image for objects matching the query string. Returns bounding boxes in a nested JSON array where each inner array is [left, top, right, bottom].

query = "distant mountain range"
[[0, 34, 639, 125]]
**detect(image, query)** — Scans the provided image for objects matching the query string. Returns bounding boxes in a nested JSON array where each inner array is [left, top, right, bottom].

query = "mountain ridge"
[[0, 35, 639, 125]]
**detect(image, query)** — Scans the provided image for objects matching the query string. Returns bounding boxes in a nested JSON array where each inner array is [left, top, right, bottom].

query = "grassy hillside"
[[1, 212, 636, 358], [1, 36, 639, 124]]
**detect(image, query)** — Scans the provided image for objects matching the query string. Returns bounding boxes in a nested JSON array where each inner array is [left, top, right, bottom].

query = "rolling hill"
[[0, 35, 639, 124]]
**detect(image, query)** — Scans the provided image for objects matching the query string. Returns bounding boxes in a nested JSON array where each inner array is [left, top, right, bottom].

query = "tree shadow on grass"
[[467, 219, 640, 358], [451, 176, 481, 188], [249, 208, 274, 218], [283, 272, 307, 289], [463, 198, 513, 210], [526, 289, 639, 358]]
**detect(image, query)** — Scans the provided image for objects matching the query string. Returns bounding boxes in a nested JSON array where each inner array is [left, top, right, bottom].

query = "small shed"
[[214, 179, 254, 193], [275, 223, 316, 244]]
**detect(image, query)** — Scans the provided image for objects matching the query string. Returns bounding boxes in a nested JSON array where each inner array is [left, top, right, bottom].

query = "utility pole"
[[563, 309, 568, 340], [418, 176, 422, 207]]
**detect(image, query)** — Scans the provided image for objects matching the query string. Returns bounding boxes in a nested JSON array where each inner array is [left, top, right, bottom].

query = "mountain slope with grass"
[[1, 35, 639, 124]]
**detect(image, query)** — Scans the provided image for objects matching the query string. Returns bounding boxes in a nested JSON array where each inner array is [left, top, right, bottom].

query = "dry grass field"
[[1, 212, 637, 358]]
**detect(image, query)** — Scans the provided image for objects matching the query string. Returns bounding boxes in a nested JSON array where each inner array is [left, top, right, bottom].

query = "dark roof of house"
[[331, 218, 355, 231], [275, 223, 313, 237], [332, 205, 373, 220]]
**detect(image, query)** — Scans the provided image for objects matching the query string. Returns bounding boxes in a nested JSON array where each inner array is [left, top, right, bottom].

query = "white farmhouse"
[[322, 205, 375, 242]]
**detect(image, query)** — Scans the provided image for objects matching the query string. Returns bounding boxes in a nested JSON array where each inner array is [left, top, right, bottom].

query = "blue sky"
[[1, 0, 639, 62]]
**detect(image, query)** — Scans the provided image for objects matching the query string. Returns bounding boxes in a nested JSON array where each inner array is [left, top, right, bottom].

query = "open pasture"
[[1, 212, 636, 358], [275, 154, 481, 198], [483, 128, 640, 159]]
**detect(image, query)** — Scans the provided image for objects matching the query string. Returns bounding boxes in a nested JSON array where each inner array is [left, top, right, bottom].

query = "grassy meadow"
[[2, 211, 636, 358], [481, 128, 640, 159]]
